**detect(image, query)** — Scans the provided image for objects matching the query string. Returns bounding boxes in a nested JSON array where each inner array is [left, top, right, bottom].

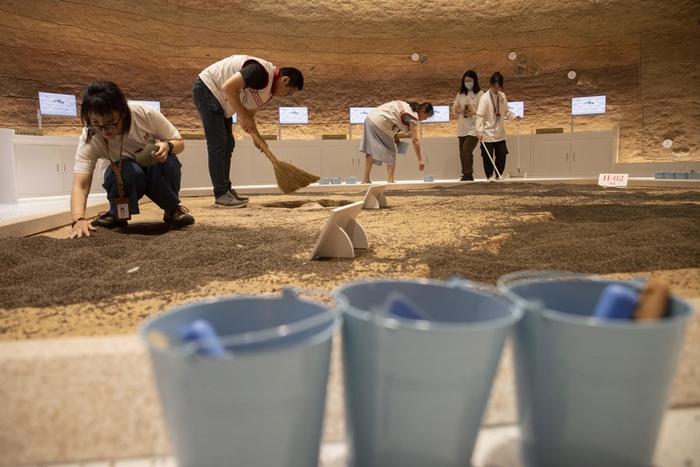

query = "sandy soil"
[[1, 182, 699, 340]]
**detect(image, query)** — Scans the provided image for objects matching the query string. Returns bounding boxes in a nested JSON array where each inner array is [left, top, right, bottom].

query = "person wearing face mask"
[[360, 101, 434, 184], [452, 70, 483, 181], [475, 71, 521, 180], [70, 81, 194, 239], [193, 55, 304, 208]]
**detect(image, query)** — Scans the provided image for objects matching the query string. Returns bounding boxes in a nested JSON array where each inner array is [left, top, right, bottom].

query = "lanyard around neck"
[[106, 135, 126, 198]]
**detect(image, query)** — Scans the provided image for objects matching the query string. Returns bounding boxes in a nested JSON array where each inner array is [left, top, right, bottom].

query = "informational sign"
[[38, 92, 77, 117], [598, 173, 628, 188], [279, 107, 308, 124], [232, 113, 237, 123], [349, 107, 374, 124], [572, 95, 606, 115], [423, 105, 450, 123], [508, 101, 524, 119], [128, 100, 161, 112]]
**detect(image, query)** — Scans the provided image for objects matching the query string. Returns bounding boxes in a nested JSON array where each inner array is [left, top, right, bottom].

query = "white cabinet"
[[532, 137, 572, 177], [423, 138, 461, 180], [319, 141, 358, 179], [532, 132, 613, 178], [14, 145, 65, 197], [571, 136, 612, 176]]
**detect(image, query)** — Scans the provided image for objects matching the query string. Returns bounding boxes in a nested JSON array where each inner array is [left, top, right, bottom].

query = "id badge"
[[115, 196, 131, 220]]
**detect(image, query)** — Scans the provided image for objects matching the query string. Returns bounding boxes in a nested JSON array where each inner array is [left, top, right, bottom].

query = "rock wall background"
[[1, 0, 698, 162]]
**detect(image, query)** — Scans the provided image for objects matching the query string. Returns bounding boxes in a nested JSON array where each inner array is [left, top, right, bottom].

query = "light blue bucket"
[[334, 279, 522, 467], [139, 290, 341, 467], [498, 271, 693, 467]]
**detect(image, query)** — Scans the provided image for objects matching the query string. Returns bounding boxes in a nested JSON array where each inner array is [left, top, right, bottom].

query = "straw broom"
[[250, 132, 320, 194]]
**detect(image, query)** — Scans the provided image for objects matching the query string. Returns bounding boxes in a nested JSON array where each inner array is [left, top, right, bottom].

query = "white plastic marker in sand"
[[362, 184, 389, 210], [310, 201, 368, 260]]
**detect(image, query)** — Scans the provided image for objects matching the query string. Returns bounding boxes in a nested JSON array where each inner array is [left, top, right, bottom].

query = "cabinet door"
[[571, 137, 612, 177], [424, 139, 461, 180], [178, 140, 215, 189], [14, 145, 63, 197], [394, 145, 424, 181], [320, 141, 356, 178], [504, 134, 532, 177], [532, 138, 572, 177], [59, 145, 79, 193]]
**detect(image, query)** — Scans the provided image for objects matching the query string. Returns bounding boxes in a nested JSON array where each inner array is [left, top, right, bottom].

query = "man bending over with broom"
[[193, 55, 304, 207]]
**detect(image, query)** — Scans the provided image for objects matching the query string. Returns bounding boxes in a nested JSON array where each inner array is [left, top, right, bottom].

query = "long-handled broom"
[[250, 132, 320, 194]]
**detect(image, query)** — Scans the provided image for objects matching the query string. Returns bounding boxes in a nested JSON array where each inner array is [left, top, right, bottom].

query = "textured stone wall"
[[0, 0, 698, 162]]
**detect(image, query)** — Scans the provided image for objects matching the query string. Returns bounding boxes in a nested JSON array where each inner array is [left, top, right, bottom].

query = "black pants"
[[480, 140, 508, 179], [458, 135, 478, 178], [192, 77, 235, 198], [103, 157, 182, 216]]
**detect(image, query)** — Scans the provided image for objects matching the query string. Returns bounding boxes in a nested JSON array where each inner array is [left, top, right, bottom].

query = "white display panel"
[[508, 101, 524, 118], [232, 113, 237, 123], [38, 92, 77, 117], [349, 107, 374, 124], [279, 107, 308, 124], [128, 100, 161, 112], [572, 95, 606, 115], [423, 105, 450, 123]]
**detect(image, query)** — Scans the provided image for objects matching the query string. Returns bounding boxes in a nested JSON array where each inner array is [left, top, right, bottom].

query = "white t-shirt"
[[367, 101, 419, 137], [475, 89, 516, 142], [452, 90, 483, 137], [73, 104, 181, 175], [198, 55, 277, 117]]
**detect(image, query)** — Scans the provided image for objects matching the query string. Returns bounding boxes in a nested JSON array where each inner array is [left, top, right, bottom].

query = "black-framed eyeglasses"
[[90, 115, 121, 134]]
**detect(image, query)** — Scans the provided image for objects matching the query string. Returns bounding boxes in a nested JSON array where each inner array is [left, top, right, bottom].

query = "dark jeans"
[[192, 77, 235, 198], [480, 140, 509, 179], [103, 156, 182, 216], [458, 135, 478, 178]]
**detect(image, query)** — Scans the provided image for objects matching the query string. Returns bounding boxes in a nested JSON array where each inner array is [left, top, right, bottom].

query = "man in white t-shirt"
[[193, 55, 304, 208], [70, 81, 194, 239]]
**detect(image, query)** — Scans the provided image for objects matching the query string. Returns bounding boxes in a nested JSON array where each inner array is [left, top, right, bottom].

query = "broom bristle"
[[272, 159, 320, 194]]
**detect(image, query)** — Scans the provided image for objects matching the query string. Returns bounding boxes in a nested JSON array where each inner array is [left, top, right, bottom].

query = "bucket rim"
[[497, 270, 694, 329], [332, 277, 522, 332], [138, 290, 341, 358]]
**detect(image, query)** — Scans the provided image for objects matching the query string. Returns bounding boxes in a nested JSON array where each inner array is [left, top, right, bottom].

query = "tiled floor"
[[11, 407, 700, 467]]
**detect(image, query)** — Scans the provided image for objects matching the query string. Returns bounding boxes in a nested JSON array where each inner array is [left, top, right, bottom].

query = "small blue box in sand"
[[330, 177, 342, 185], [345, 177, 358, 184], [423, 175, 434, 182], [319, 178, 331, 185]]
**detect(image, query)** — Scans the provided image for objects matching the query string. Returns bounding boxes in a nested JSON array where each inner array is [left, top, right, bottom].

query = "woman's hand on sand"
[[70, 219, 95, 239], [153, 142, 169, 163], [418, 161, 425, 171]]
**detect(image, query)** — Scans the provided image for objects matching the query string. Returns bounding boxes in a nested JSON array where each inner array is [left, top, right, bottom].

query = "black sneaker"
[[215, 191, 248, 208], [163, 205, 195, 228], [460, 175, 474, 181], [91, 211, 128, 229], [230, 188, 249, 202]]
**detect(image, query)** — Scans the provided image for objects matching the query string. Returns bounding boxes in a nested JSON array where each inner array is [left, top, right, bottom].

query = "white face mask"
[[464, 81, 474, 90]]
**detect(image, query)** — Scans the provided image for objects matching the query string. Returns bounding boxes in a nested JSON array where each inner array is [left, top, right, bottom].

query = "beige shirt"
[[475, 90, 516, 142], [452, 90, 483, 137], [367, 101, 419, 137], [73, 104, 181, 175]]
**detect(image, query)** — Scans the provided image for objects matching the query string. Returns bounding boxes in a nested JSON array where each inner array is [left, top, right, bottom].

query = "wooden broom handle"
[[249, 131, 277, 162]]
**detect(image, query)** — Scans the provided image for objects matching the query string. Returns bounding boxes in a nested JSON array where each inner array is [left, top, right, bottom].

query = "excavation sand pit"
[[1, 183, 699, 340]]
